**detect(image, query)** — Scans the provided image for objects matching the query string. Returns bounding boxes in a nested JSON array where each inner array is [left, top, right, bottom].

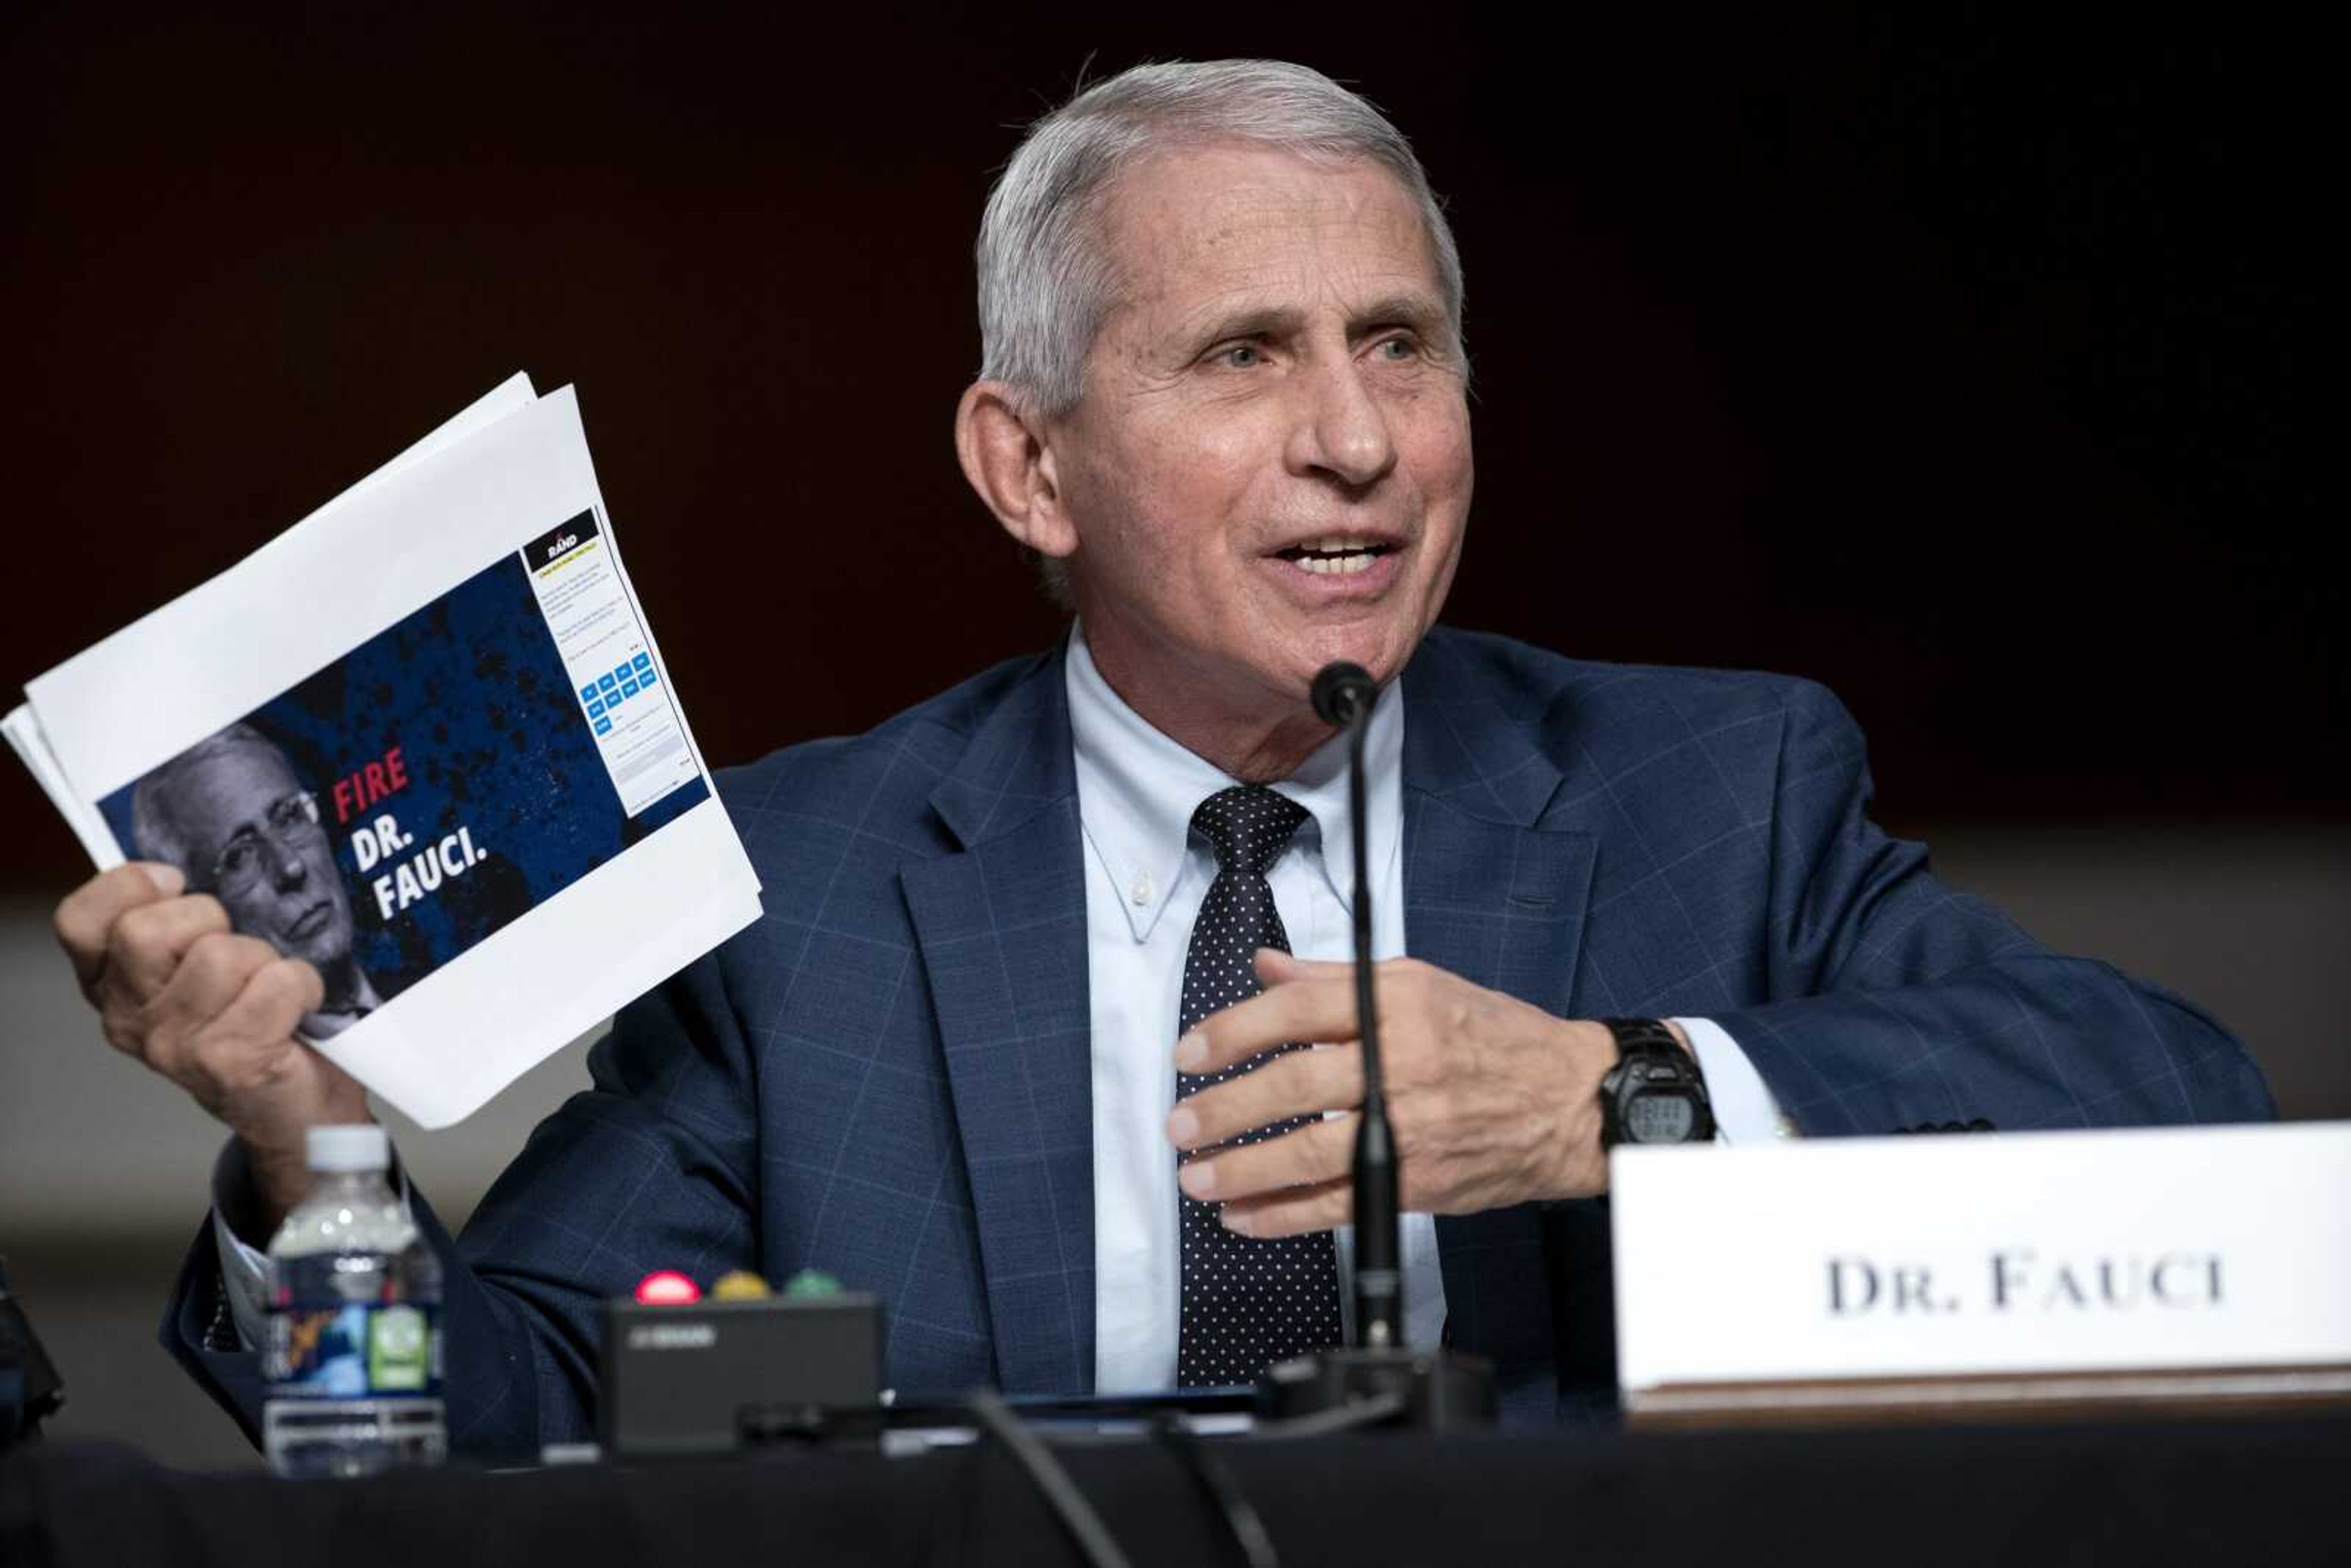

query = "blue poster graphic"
[[97, 553, 707, 1037]]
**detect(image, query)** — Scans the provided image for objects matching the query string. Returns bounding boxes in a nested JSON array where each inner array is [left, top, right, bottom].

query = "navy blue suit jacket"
[[166, 628, 2274, 1448]]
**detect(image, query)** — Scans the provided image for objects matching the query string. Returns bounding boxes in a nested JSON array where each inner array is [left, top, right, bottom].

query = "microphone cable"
[[1150, 1414, 1280, 1568], [964, 1388, 1133, 1568]]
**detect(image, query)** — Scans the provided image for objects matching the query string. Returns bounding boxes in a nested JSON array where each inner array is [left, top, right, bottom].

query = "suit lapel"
[[1401, 633, 1598, 1386], [901, 651, 1095, 1394]]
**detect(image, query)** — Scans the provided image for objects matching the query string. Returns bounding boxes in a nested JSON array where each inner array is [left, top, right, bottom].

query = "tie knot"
[[1191, 785, 1308, 877]]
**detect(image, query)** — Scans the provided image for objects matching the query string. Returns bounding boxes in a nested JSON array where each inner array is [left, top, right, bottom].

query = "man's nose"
[[271, 842, 309, 889], [1286, 356, 1397, 490]]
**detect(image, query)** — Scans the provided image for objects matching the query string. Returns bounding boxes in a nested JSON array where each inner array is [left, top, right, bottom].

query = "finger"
[[138, 933, 283, 1080], [1218, 1178, 1354, 1239], [146, 931, 283, 1037], [209, 957, 327, 1049], [1177, 973, 1360, 1075], [1169, 1045, 1362, 1151], [160, 958, 325, 1114], [102, 894, 233, 1002], [1250, 948, 1352, 986], [54, 863, 187, 993], [1178, 1113, 1355, 1204]]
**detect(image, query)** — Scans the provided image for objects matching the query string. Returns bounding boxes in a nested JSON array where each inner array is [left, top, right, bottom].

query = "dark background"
[[2, 2, 2330, 890]]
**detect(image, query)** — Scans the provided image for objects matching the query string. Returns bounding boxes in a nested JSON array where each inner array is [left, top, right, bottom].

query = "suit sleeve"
[[159, 945, 763, 1458], [1706, 680, 2276, 1135]]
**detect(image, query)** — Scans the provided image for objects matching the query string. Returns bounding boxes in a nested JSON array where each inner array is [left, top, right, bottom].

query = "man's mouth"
[[285, 901, 332, 942], [1270, 536, 1400, 577]]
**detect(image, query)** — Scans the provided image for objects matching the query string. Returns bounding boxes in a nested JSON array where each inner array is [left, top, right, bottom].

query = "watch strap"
[[1597, 1016, 1715, 1147], [1599, 1016, 1689, 1060]]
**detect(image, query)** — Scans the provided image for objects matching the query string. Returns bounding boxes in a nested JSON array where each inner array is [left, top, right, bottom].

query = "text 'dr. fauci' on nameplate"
[[1610, 1122, 2351, 1425]]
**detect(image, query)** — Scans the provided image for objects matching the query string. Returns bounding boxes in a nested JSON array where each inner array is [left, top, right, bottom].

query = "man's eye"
[[219, 841, 256, 877], [1375, 336, 1419, 361], [1216, 343, 1263, 369]]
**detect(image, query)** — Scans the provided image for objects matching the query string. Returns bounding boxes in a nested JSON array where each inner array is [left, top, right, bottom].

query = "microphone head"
[[1310, 662, 1378, 726]]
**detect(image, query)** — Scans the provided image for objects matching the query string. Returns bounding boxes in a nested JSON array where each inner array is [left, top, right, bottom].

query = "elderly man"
[[55, 60, 2271, 1444], [126, 722, 380, 1040]]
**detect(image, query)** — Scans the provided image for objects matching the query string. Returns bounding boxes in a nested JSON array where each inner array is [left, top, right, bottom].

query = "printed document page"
[[13, 381, 761, 1128]]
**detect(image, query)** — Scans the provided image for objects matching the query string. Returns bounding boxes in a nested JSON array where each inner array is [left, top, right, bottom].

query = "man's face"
[[172, 743, 353, 973], [1049, 144, 1472, 724]]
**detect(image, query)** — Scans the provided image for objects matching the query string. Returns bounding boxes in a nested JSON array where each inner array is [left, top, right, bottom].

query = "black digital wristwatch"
[[1597, 1018, 1717, 1149]]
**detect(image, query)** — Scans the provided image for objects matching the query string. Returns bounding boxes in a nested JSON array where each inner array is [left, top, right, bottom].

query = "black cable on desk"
[[964, 1389, 1133, 1568], [1150, 1416, 1280, 1568]]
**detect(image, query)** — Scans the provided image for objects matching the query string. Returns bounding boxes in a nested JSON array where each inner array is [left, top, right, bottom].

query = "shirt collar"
[[1065, 623, 1404, 942]]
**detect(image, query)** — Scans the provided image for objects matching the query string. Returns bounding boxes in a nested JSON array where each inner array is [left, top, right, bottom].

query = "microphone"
[[1251, 664, 1496, 1433], [1309, 662, 1403, 1352], [1260, 662, 1495, 1438], [1310, 662, 1378, 729]]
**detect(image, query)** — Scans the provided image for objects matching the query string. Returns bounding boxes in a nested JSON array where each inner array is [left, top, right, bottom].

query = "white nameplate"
[[1611, 1122, 2351, 1421]]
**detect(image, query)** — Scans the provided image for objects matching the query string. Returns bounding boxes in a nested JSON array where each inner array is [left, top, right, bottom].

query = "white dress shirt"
[[1064, 626, 1789, 1395]]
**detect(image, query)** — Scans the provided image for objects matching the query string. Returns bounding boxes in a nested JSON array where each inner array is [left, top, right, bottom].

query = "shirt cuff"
[[206, 1133, 418, 1352], [208, 1141, 276, 1352], [1671, 1017, 1798, 1146]]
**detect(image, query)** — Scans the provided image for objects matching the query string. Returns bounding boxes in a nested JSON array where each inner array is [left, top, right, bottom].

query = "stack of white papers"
[[6, 376, 762, 1127]]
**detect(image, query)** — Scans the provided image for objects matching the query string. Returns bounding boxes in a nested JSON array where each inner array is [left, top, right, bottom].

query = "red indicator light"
[[634, 1269, 702, 1305]]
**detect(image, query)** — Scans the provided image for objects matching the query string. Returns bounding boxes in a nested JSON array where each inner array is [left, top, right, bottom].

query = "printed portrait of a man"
[[129, 722, 381, 1038]]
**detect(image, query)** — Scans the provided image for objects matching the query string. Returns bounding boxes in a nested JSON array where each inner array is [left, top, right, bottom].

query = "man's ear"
[[954, 381, 1079, 560]]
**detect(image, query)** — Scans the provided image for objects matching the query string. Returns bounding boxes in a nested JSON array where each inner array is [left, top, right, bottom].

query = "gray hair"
[[976, 59, 1466, 418], [130, 722, 285, 879]]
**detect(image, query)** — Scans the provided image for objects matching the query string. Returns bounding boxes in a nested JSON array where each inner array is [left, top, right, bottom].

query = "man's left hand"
[[1166, 949, 1626, 1237]]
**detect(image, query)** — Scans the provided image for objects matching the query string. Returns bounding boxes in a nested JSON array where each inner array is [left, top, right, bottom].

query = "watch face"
[[1625, 1091, 1698, 1144]]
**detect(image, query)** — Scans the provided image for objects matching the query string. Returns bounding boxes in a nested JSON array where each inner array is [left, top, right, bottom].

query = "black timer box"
[[598, 1292, 882, 1455]]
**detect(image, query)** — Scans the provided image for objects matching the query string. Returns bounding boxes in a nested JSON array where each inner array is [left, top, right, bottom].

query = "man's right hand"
[[54, 861, 370, 1232]]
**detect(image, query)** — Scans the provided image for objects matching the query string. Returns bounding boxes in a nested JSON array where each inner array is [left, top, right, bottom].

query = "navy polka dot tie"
[[1175, 784, 1343, 1387]]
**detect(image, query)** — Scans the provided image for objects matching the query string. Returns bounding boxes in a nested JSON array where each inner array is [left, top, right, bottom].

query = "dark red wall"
[[3, 4, 2331, 890]]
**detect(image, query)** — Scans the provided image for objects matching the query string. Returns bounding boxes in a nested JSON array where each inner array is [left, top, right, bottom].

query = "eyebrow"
[[216, 791, 299, 849], [1185, 293, 1453, 352]]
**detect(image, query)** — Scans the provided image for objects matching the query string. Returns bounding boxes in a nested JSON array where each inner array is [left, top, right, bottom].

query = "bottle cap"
[[306, 1123, 390, 1172]]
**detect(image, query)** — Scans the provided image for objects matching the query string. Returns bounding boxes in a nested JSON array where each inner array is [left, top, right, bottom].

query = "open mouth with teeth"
[[1272, 537, 1399, 576]]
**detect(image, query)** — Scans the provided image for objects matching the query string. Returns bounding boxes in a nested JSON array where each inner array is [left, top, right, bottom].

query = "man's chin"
[[1277, 612, 1424, 692], [279, 929, 352, 976]]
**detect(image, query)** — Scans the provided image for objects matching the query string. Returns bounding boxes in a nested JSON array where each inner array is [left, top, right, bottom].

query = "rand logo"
[[523, 508, 602, 571]]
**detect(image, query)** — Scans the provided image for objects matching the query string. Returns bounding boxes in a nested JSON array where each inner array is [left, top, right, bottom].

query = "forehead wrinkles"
[[182, 747, 295, 827], [1095, 151, 1437, 333]]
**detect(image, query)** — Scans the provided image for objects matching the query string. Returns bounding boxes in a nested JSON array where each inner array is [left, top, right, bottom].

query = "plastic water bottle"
[[262, 1124, 446, 1477]]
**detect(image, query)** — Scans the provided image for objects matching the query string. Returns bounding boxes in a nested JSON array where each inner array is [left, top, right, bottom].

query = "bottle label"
[[266, 1302, 443, 1400]]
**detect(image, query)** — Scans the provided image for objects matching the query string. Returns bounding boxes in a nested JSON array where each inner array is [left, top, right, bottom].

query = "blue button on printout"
[[612, 664, 632, 683], [587, 699, 605, 718], [632, 652, 652, 670], [639, 669, 659, 688], [620, 680, 640, 698], [598, 673, 618, 691], [594, 717, 613, 735], [580, 685, 599, 702]]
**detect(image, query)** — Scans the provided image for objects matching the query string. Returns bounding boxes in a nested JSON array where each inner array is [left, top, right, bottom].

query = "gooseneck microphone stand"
[[1256, 664, 1496, 1433]]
